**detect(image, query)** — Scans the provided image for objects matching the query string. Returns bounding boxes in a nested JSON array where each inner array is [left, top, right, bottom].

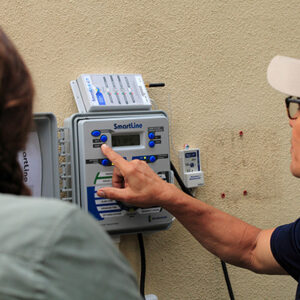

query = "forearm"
[[99, 145, 283, 274], [161, 184, 261, 270]]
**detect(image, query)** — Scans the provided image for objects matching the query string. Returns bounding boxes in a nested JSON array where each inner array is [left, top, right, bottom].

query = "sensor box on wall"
[[178, 148, 204, 188]]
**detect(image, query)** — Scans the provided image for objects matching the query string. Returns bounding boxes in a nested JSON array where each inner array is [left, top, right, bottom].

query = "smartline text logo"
[[113, 123, 143, 130]]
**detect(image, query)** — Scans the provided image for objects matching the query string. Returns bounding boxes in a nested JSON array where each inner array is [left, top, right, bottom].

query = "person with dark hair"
[[0, 29, 33, 196], [97, 55, 300, 299], [0, 27, 142, 300]]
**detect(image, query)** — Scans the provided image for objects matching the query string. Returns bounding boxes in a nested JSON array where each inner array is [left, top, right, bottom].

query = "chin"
[[290, 163, 300, 178]]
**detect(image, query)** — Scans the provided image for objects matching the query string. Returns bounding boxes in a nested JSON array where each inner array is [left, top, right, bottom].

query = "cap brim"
[[267, 55, 300, 97]]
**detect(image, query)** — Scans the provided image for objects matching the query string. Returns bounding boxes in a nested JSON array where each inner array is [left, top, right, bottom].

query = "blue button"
[[148, 132, 155, 139], [91, 130, 101, 137], [149, 141, 155, 148], [190, 163, 195, 168], [149, 156, 156, 163], [101, 159, 110, 166], [100, 135, 108, 142]]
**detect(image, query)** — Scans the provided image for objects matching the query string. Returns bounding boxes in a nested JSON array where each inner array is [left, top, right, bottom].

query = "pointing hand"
[[97, 144, 172, 207]]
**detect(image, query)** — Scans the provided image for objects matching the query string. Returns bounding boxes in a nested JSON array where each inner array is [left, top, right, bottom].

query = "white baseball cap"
[[268, 55, 300, 97]]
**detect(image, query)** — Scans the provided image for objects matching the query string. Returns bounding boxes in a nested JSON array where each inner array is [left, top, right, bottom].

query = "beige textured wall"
[[2, 0, 300, 299]]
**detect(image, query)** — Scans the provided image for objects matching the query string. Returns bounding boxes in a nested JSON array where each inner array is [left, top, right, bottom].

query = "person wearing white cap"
[[98, 56, 300, 299]]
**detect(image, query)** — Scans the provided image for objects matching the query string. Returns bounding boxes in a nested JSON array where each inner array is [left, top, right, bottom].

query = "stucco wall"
[[2, 1, 300, 299]]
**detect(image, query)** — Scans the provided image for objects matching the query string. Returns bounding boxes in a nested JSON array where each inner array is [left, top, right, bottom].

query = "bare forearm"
[[161, 184, 261, 270], [99, 145, 283, 274]]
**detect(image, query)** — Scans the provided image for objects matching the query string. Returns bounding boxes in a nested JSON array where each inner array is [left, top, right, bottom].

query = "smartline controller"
[[63, 111, 173, 234], [25, 74, 174, 235]]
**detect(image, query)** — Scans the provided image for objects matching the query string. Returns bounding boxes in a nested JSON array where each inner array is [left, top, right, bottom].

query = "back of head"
[[0, 28, 34, 196]]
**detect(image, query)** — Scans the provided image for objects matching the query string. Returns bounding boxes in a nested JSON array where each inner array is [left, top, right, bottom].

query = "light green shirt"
[[0, 193, 142, 300]]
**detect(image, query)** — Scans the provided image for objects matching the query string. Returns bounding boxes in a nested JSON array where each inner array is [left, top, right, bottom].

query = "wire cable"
[[137, 233, 146, 299], [170, 161, 235, 300], [170, 161, 191, 195], [221, 260, 235, 300]]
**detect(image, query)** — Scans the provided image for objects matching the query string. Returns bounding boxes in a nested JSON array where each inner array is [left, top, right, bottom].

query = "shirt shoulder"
[[0, 194, 142, 300], [271, 218, 300, 281], [42, 205, 142, 300]]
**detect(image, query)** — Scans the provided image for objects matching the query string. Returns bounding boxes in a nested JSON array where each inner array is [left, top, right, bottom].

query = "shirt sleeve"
[[270, 218, 300, 281], [41, 208, 143, 300]]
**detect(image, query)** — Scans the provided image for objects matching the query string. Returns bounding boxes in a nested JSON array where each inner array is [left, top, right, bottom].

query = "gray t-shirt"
[[0, 193, 142, 300]]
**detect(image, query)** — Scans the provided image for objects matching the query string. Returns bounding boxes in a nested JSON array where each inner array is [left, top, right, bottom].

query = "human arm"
[[97, 144, 286, 275], [161, 189, 285, 274]]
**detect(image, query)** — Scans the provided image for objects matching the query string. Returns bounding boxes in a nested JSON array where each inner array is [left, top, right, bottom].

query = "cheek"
[[292, 120, 300, 143], [290, 122, 300, 177]]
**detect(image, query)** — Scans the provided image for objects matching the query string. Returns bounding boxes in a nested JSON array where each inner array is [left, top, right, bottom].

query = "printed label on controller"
[[93, 171, 113, 186], [87, 186, 121, 221]]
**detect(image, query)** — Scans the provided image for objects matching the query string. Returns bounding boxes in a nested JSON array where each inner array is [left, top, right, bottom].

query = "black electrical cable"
[[221, 260, 235, 300], [137, 233, 146, 299], [170, 161, 192, 195], [170, 161, 235, 300]]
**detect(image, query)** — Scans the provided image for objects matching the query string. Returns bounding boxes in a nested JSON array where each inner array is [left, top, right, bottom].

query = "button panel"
[[77, 114, 173, 234], [132, 155, 158, 163]]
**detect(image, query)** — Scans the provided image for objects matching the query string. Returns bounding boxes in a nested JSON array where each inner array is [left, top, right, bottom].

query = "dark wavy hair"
[[0, 28, 34, 195]]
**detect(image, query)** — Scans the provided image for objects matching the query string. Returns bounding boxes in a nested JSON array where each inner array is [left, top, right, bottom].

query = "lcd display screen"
[[112, 134, 140, 147]]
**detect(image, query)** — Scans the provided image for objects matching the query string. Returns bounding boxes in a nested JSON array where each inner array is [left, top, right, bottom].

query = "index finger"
[[101, 144, 131, 170]]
